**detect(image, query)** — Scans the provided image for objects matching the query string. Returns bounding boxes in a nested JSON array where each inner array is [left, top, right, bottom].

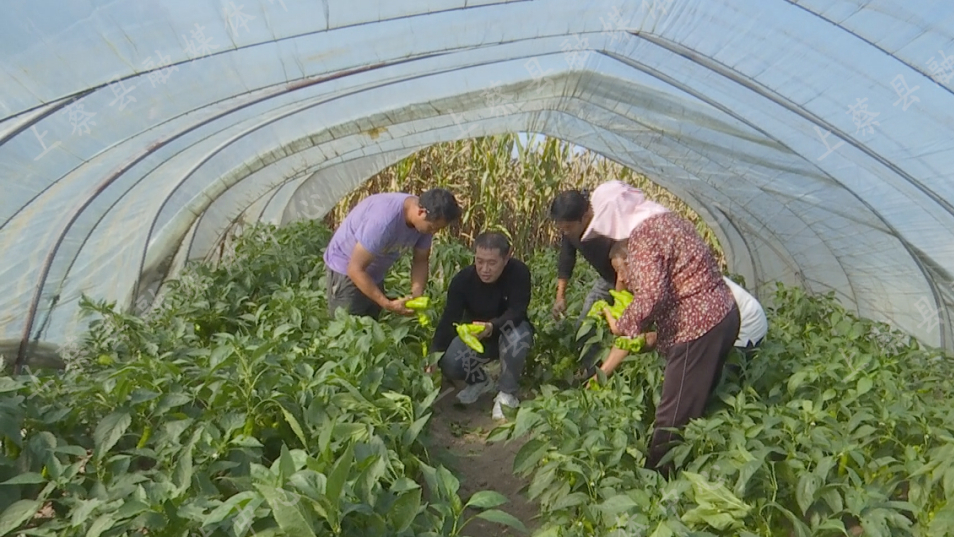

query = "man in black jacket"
[[431, 232, 534, 420], [549, 190, 617, 372]]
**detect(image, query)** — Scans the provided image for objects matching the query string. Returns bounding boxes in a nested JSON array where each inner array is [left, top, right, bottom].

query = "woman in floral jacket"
[[582, 180, 741, 477]]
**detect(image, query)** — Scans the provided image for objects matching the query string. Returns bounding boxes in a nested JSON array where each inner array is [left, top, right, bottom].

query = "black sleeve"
[[490, 262, 532, 334], [556, 235, 577, 281], [431, 274, 467, 353]]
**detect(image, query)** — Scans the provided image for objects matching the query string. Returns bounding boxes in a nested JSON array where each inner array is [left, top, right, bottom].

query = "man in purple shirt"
[[323, 188, 461, 319]]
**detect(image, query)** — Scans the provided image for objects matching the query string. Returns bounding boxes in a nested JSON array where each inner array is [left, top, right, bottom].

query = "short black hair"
[[419, 188, 461, 223], [549, 190, 589, 222], [474, 232, 512, 257]]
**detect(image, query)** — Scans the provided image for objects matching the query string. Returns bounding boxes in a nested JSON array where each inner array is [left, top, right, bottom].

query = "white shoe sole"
[[492, 395, 518, 420]]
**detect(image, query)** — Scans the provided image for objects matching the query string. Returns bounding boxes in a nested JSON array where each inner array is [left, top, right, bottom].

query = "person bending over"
[[323, 188, 460, 319], [548, 189, 618, 372], [595, 241, 767, 387], [431, 232, 534, 420], [582, 180, 740, 477]]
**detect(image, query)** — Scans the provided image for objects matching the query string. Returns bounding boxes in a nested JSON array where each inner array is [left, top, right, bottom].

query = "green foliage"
[[4, 211, 953, 537], [0, 221, 518, 537], [491, 283, 954, 537]]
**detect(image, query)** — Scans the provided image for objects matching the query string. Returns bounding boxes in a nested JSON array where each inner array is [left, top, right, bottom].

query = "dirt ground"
[[425, 373, 540, 537]]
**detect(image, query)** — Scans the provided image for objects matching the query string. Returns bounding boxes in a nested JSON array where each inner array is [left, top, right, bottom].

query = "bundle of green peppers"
[[405, 296, 431, 327], [585, 289, 634, 321], [609, 289, 633, 310], [582, 290, 645, 353], [454, 323, 485, 353], [613, 334, 646, 353], [586, 299, 612, 320]]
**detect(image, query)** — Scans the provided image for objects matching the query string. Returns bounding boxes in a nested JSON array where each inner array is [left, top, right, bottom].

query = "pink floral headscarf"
[[581, 180, 670, 241]]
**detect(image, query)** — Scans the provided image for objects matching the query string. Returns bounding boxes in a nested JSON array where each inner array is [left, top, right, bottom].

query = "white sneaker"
[[456, 378, 495, 405], [492, 392, 519, 420]]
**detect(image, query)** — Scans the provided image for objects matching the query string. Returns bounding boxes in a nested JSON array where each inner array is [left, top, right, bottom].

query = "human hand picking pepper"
[[613, 334, 646, 353], [405, 296, 432, 327], [586, 299, 611, 320], [454, 323, 486, 353], [603, 306, 621, 335], [470, 321, 493, 339]]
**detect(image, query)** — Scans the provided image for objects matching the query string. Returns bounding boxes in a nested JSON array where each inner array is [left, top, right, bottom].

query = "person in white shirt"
[[722, 276, 767, 351]]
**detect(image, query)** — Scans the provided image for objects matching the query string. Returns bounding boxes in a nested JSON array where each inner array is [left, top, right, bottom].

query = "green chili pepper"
[[613, 334, 646, 353], [587, 299, 611, 320], [137, 426, 152, 449], [406, 296, 430, 311], [607, 290, 634, 319], [609, 290, 633, 308], [405, 297, 432, 327], [455, 323, 485, 353]]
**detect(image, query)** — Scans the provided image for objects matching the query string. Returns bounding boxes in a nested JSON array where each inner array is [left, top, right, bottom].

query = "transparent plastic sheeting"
[[1, 0, 953, 363]]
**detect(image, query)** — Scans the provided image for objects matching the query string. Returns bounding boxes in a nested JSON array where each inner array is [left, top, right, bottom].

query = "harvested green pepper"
[[406, 297, 431, 327], [587, 299, 611, 319], [609, 289, 633, 309], [613, 334, 646, 353], [454, 323, 485, 353], [406, 296, 430, 310], [608, 290, 634, 319]]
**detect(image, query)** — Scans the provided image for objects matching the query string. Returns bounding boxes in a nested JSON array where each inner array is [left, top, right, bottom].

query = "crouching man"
[[430, 232, 534, 420]]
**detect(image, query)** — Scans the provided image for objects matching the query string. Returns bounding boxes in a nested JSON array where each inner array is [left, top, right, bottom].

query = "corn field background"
[[323, 134, 726, 269]]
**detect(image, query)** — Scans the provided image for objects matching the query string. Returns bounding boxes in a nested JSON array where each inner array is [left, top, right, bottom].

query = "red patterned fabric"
[[617, 212, 735, 353]]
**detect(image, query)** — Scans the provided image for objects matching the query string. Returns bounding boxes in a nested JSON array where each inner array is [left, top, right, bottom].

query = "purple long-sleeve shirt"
[[323, 193, 432, 283]]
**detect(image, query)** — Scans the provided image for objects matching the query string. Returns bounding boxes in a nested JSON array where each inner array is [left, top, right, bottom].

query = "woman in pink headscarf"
[[582, 180, 741, 477]]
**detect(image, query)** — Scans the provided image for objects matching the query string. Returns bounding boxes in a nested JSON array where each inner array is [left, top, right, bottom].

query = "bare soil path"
[[426, 381, 540, 537]]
